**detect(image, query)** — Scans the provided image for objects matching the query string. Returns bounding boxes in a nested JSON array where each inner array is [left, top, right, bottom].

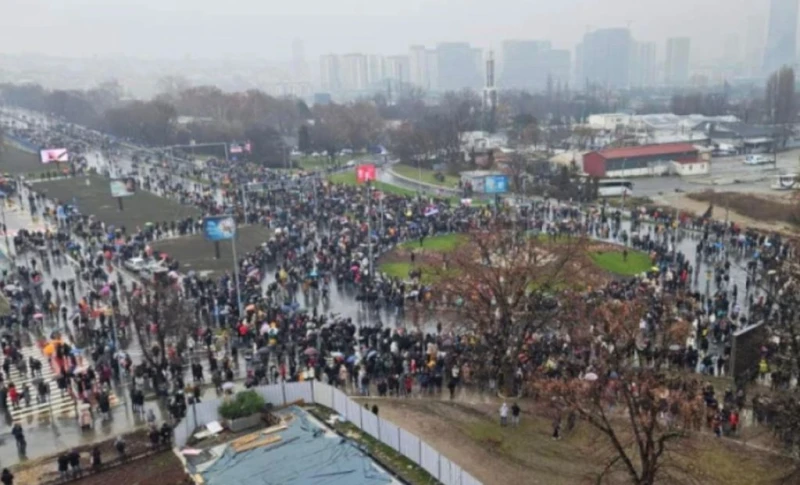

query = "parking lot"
[[34, 174, 200, 228]]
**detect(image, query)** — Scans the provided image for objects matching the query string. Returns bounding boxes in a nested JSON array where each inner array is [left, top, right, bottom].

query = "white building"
[[340, 53, 369, 91], [665, 37, 691, 86], [366, 55, 385, 85], [319, 54, 341, 92]]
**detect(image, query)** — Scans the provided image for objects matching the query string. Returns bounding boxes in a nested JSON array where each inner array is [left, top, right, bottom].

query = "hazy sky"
[[0, 0, 768, 61]]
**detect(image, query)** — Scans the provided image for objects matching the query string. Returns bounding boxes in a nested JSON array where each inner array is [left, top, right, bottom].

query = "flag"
[[424, 205, 439, 217], [244, 141, 252, 153]]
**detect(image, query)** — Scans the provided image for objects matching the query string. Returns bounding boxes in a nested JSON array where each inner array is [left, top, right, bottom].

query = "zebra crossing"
[[6, 344, 121, 423]]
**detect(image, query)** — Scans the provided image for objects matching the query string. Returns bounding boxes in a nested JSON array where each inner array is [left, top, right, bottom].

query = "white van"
[[744, 154, 773, 165]]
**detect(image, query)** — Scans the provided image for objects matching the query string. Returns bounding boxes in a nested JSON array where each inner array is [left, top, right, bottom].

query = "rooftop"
[[595, 143, 698, 160]]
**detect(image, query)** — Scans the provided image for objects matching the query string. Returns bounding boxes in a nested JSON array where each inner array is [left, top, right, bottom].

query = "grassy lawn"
[[589, 249, 652, 276], [35, 175, 200, 229], [327, 171, 419, 197], [308, 406, 436, 485], [393, 164, 461, 188], [399, 233, 466, 252], [0, 144, 57, 176], [294, 153, 373, 171], [150, 225, 273, 277]]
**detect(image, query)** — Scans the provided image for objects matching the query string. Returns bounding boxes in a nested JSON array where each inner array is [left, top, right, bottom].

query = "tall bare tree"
[[129, 283, 197, 373]]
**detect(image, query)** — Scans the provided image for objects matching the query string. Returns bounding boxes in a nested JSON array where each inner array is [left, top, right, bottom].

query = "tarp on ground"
[[200, 407, 394, 485]]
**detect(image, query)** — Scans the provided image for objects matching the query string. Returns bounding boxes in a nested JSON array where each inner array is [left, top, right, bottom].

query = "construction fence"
[[174, 380, 482, 485]]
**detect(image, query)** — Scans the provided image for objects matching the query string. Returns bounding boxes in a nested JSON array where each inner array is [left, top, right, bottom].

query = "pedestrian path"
[[5, 344, 120, 423]]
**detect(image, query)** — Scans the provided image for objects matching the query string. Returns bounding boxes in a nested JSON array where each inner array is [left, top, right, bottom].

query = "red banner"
[[356, 164, 376, 184]]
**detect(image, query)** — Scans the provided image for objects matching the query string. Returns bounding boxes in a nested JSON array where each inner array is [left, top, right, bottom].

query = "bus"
[[771, 173, 799, 191], [597, 179, 634, 197]]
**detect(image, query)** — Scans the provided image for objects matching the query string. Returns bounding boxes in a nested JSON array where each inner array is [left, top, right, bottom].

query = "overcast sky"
[[0, 0, 769, 61]]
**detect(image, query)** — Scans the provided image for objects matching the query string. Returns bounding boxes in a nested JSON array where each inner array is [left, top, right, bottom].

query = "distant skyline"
[[0, 0, 767, 62]]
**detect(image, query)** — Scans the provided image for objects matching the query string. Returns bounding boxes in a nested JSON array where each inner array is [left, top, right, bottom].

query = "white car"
[[124, 257, 147, 273], [744, 154, 772, 165]]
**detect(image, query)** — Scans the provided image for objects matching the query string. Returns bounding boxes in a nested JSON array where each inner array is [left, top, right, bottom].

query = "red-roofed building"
[[583, 143, 708, 177]]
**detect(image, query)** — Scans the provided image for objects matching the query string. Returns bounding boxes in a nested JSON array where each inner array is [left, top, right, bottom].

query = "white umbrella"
[[584, 372, 599, 382]]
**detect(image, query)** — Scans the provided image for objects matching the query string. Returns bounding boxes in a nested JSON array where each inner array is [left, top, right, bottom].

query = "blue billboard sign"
[[484, 175, 509, 194], [203, 216, 237, 241]]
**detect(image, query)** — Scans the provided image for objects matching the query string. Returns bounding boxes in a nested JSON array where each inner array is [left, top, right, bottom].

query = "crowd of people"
[[0, 109, 792, 469]]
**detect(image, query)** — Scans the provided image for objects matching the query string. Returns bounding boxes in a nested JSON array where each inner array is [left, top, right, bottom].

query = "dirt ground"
[[365, 397, 793, 485], [663, 194, 792, 233]]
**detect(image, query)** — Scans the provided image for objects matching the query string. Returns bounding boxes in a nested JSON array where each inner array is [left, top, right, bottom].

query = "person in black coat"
[[57, 454, 69, 480], [91, 446, 102, 471], [0, 468, 13, 485], [68, 449, 82, 478]]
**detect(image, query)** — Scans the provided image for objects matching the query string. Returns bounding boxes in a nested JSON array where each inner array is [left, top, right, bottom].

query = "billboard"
[[40, 148, 69, 164], [356, 164, 377, 184], [203, 215, 236, 241], [484, 175, 509, 194], [110, 178, 136, 198]]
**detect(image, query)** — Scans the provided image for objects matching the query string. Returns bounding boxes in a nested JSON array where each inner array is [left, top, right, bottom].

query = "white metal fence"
[[175, 381, 482, 485]]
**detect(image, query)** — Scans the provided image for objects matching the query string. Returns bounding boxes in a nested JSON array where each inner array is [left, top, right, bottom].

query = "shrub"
[[218, 390, 265, 420]]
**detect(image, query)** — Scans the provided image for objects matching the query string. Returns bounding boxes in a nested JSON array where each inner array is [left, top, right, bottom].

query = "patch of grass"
[[399, 233, 466, 252], [393, 164, 461, 187], [1, 143, 60, 176], [0, 293, 11, 316], [589, 250, 652, 276], [295, 153, 373, 171], [150, 225, 272, 277], [327, 171, 419, 197], [308, 406, 436, 485], [35, 175, 201, 229]]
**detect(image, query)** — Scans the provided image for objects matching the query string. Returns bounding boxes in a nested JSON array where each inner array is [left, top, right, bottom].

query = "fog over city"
[[0, 0, 764, 60]]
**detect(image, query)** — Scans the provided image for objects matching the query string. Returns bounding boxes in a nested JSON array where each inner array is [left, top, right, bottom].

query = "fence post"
[[311, 379, 316, 404], [281, 380, 287, 404]]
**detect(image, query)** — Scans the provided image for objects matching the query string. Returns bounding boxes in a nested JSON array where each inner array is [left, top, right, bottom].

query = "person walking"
[[11, 423, 26, 456], [499, 402, 509, 426], [511, 402, 521, 427]]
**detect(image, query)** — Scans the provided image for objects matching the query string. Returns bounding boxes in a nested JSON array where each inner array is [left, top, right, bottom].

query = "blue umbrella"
[[346, 355, 357, 364]]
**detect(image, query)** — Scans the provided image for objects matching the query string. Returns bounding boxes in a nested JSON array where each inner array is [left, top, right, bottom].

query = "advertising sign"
[[110, 178, 136, 198], [203, 215, 236, 241], [40, 148, 69, 164], [356, 164, 377, 184], [484, 175, 509, 194]]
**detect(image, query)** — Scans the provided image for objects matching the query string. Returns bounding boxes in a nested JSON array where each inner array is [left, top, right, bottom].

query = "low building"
[[583, 143, 703, 177]]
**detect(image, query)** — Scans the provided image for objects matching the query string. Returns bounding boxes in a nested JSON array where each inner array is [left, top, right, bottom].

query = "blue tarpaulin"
[[199, 407, 394, 485]]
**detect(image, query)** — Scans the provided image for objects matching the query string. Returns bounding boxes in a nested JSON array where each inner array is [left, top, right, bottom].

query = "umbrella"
[[346, 355, 357, 364], [584, 372, 599, 382], [43, 342, 56, 356], [100, 286, 111, 296], [330, 351, 344, 358], [303, 347, 319, 356], [33, 313, 44, 319], [246, 304, 256, 312], [222, 381, 235, 391]]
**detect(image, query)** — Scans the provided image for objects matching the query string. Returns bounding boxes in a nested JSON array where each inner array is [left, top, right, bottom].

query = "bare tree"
[[534, 294, 703, 485], [432, 228, 592, 394], [128, 283, 197, 373]]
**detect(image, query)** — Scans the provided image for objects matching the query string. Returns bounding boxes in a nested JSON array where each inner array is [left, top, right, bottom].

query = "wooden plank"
[[230, 431, 261, 448], [261, 424, 287, 436], [233, 435, 281, 453]]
